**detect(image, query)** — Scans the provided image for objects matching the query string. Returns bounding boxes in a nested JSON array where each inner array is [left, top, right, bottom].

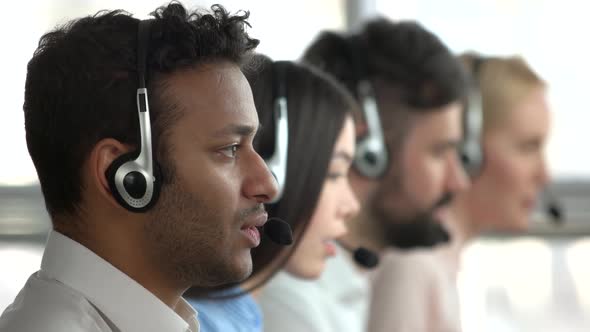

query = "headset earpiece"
[[106, 152, 136, 202], [460, 56, 485, 178], [106, 151, 160, 212], [460, 87, 484, 177], [264, 61, 289, 203], [105, 19, 159, 212], [353, 80, 389, 178], [343, 37, 389, 179]]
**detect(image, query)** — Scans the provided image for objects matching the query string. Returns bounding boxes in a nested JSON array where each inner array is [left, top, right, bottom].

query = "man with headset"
[[0, 3, 279, 332], [258, 18, 470, 332]]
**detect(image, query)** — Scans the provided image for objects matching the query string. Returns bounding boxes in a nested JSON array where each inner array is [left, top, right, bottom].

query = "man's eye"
[[220, 145, 239, 158]]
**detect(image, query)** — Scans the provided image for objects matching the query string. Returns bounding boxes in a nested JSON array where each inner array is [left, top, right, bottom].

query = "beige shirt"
[[0, 231, 199, 332], [368, 248, 461, 332]]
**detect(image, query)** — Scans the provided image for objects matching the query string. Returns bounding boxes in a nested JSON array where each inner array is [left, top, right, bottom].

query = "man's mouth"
[[241, 226, 261, 247], [240, 211, 268, 248]]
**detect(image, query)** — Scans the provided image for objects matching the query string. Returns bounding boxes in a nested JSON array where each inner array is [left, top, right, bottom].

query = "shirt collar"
[[41, 231, 199, 332]]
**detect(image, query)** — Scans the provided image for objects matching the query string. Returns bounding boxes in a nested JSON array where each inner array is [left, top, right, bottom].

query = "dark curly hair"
[[24, 2, 258, 218]]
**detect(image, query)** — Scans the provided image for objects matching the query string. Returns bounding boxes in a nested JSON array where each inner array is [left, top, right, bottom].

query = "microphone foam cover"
[[353, 247, 379, 269], [264, 218, 293, 245], [547, 201, 564, 225]]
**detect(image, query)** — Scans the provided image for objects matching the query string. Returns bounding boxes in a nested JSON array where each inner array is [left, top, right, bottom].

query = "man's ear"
[[86, 138, 133, 208]]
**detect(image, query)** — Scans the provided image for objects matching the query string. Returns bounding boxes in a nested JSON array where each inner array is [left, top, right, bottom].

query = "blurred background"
[[1, 1, 589, 331]]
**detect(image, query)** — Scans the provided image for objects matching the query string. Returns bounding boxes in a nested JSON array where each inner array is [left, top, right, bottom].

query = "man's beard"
[[373, 192, 454, 250], [143, 176, 254, 288]]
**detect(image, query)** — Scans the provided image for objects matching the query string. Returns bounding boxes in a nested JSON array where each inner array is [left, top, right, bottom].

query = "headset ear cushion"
[[460, 150, 470, 168], [105, 152, 161, 212], [105, 152, 138, 209], [353, 137, 389, 179], [149, 160, 162, 209]]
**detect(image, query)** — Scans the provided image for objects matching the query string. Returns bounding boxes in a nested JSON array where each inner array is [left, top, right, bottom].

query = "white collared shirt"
[[0, 231, 199, 332]]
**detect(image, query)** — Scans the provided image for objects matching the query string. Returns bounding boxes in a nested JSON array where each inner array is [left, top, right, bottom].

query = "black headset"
[[265, 61, 289, 203], [105, 19, 160, 212], [460, 56, 485, 178]]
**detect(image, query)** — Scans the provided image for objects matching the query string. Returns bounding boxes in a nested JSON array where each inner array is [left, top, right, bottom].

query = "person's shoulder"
[[0, 272, 107, 332], [259, 273, 332, 332], [262, 271, 322, 301], [368, 248, 448, 325], [381, 248, 442, 270], [374, 248, 446, 285], [189, 289, 263, 332]]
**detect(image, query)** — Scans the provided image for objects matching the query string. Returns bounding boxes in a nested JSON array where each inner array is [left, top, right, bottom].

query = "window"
[[377, 0, 590, 179]]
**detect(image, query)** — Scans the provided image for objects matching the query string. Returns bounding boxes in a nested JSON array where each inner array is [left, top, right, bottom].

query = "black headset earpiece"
[[460, 56, 485, 178], [264, 61, 289, 203], [105, 19, 160, 212]]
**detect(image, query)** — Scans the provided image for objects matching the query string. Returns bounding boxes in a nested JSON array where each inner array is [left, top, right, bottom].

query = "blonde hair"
[[460, 53, 546, 131]]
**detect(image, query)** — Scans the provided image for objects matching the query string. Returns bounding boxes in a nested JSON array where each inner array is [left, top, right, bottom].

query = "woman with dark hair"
[[186, 54, 360, 331]]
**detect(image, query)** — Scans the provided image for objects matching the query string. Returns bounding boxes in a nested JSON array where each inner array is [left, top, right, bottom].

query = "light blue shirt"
[[188, 287, 262, 332]]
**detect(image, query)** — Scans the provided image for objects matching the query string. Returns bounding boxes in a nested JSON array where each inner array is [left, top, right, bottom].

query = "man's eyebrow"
[[212, 123, 261, 138]]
